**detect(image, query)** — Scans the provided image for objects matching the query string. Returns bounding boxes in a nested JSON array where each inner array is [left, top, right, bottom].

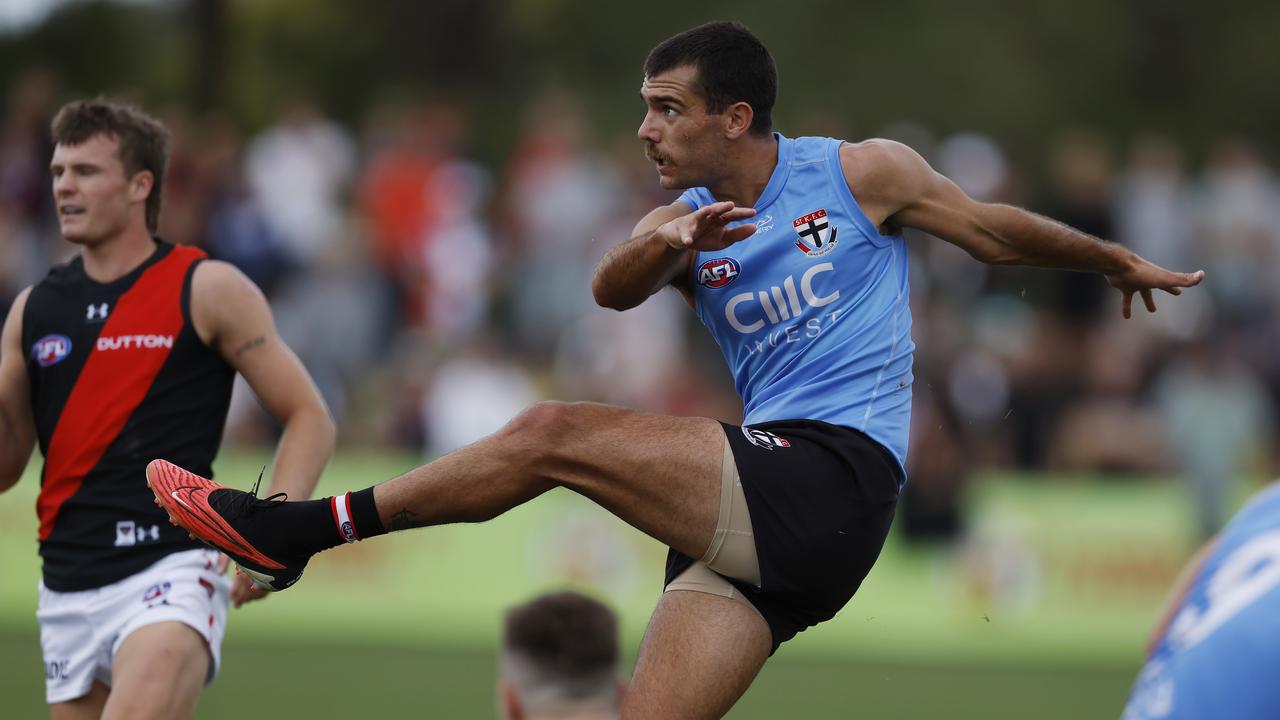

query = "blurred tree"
[[0, 0, 1274, 165]]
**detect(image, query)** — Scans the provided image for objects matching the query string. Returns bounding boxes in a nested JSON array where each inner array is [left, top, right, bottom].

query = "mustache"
[[644, 143, 661, 162]]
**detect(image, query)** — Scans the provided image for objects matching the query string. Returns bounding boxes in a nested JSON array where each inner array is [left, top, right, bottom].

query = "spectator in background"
[[1049, 318, 1168, 473], [245, 97, 354, 271], [1115, 134, 1193, 274], [501, 88, 623, 360], [1193, 138, 1280, 343], [0, 68, 59, 306], [357, 99, 469, 335], [152, 106, 207, 249], [202, 112, 292, 296], [498, 591, 624, 720], [239, 100, 382, 428], [419, 139, 496, 345], [421, 334, 539, 456], [1156, 334, 1274, 539], [1041, 129, 1116, 325]]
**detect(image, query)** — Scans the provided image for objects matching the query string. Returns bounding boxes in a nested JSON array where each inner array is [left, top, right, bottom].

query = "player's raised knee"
[[501, 400, 601, 443]]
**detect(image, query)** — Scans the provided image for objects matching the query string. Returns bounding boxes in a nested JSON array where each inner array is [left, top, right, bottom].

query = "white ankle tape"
[[332, 492, 359, 543]]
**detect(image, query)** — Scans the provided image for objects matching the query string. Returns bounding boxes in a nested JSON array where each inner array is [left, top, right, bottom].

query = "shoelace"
[[226, 466, 288, 518]]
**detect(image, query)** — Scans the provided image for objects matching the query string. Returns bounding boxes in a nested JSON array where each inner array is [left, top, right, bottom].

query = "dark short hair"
[[51, 98, 170, 233], [502, 591, 618, 700], [644, 21, 777, 136]]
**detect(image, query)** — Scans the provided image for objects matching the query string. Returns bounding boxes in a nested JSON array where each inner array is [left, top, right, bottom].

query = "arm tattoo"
[[234, 336, 266, 357], [387, 508, 427, 532]]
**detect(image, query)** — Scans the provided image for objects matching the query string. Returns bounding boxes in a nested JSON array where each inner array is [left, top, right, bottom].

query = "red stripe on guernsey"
[[38, 246, 206, 540]]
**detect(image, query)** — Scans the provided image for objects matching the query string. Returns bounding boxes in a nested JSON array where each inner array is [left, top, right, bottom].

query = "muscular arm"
[[592, 201, 697, 311], [843, 139, 1204, 317], [0, 288, 36, 493], [593, 200, 758, 311], [191, 262, 335, 502]]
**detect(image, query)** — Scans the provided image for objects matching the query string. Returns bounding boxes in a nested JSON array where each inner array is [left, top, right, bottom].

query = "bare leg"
[[623, 590, 772, 719], [101, 622, 209, 720], [374, 401, 726, 561], [49, 681, 109, 720]]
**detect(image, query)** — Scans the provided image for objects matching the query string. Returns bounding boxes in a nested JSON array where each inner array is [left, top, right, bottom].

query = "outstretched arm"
[[842, 140, 1204, 318], [0, 288, 36, 493], [191, 261, 336, 603], [593, 200, 757, 311]]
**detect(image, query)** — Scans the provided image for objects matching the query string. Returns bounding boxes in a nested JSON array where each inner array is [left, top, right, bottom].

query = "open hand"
[[656, 201, 757, 251], [218, 553, 270, 608], [1105, 258, 1205, 319]]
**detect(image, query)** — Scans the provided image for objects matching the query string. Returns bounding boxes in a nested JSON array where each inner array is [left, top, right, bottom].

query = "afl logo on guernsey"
[[32, 335, 72, 367], [697, 257, 742, 288]]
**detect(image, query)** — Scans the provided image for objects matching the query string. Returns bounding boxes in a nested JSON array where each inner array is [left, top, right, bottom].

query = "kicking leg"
[[623, 590, 771, 719], [374, 401, 726, 562], [152, 402, 730, 587]]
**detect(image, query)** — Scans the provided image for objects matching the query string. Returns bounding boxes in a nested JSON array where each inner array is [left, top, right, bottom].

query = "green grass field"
[[0, 452, 1207, 718], [0, 629, 1138, 718]]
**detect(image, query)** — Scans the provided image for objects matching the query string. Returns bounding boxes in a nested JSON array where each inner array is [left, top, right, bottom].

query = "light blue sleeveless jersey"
[[1123, 483, 1280, 719], [679, 133, 913, 474]]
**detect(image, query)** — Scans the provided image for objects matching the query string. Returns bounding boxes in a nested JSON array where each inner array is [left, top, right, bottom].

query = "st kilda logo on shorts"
[[697, 257, 742, 289], [742, 426, 791, 450], [793, 209, 838, 256]]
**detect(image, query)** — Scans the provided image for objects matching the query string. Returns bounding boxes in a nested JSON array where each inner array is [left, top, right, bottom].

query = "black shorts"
[[664, 419, 902, 653]]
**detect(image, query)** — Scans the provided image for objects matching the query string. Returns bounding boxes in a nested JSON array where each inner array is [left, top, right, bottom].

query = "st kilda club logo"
[[697, 257, 742, 289], [742, 426, 791, 450], [793, 209, 838, 257]]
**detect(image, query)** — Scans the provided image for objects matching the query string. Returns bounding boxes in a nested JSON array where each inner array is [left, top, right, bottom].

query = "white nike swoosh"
[[170, 490, 194, 510]]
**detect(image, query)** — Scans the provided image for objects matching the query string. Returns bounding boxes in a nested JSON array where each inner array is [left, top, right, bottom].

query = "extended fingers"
[[1160, 269, 1204, 290], [699, 203, 754, 227], [1142, 289, 1156, 313], [697, 201, 736, 221], [718, 207, 757, 223]]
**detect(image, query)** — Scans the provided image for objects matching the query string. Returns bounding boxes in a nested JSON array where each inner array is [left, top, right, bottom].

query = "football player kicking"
[[149, 22, 1202, 719]]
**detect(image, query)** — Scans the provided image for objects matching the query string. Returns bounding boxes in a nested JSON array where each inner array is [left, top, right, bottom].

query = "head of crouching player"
[[498, 592, 625, 720]]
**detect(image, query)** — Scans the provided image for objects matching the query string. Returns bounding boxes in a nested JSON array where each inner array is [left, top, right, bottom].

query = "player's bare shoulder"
[[189, 259, 271, 347], [2, 286, 33, 338], [1, 286, 33, 362], [839, 139, 933, 228]]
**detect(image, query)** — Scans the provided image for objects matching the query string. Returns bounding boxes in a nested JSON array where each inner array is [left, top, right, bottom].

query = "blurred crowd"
[[3, 70, 1277, 540]]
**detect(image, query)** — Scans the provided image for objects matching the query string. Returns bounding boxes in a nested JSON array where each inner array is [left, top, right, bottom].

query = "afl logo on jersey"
[[32, 335, 72, 367], [697, 257, 742, 289]]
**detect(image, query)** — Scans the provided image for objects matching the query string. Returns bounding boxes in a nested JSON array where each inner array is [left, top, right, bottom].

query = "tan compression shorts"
[[664, 433, 763, 616]]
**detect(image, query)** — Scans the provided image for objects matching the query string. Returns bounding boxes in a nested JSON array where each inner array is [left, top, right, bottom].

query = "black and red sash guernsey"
[[24, 241, 235, 591]]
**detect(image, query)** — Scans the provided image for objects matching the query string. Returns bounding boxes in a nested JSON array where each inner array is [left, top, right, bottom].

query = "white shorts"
[[37, 548, 231, 704]]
